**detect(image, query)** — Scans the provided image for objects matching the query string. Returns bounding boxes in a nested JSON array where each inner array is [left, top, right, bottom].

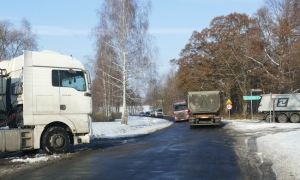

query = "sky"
[[5, 116, 300, 179], [0, 0, 264, 75]]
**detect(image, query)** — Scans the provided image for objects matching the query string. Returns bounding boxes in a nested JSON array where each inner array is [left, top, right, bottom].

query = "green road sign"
[[243, 96, 261, 100]]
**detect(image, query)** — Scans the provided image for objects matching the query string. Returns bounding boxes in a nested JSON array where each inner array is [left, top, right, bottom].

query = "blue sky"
[[0, 0, 264, 74]]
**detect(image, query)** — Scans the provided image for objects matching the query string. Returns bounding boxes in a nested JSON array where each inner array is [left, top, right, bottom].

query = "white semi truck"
[[258, 93, 300, 123], [0, 50, 92, 154]]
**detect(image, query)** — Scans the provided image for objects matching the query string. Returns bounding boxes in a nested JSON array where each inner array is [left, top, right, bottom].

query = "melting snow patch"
[[11, 155, 60, 163]]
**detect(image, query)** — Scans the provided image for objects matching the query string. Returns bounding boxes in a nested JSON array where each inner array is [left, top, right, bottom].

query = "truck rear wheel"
[[42, 126, 70, 155], [277, 114, 288, 123], [290, 114, 300, 123]]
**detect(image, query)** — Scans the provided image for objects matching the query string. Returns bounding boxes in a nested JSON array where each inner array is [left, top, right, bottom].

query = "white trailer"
[[258, 93, 300, 123], [0, 50, 92, 154]]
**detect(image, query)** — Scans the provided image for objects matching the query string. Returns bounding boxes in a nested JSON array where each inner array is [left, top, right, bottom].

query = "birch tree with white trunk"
[[93, 0, 157, 124]]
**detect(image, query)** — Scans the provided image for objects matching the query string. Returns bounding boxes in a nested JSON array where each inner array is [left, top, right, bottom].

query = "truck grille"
[[176, 112, 185, 119]]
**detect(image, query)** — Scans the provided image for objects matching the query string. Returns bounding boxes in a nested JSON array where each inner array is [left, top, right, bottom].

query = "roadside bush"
[[91, 112, 122, 122]]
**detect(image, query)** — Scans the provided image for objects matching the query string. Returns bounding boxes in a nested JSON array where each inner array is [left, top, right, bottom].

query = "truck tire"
[[290, 114, 300, 123], [42, 126, 70, 155], [277, 114, 288, 123], [264, 114, 270, 122], [265, 114, 275, 122]]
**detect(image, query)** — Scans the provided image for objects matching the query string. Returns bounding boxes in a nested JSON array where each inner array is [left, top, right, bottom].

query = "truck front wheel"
[[42, 126, 70, 155]]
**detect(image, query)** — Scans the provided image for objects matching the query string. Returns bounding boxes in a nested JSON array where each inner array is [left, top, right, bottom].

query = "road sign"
[[251, 89, 262, 92], [243, 96, 261, 100], [226, 104, 232, 110], [226, 99, 232, 104]]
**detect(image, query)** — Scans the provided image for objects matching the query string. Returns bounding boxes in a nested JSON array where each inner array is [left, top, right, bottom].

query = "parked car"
[[140, 112, 145, 116], [145, 111, 150, 116], [151, 108, 163, 117]]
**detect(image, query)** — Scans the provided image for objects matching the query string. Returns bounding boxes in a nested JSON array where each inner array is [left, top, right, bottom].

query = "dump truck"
[[258, 93, 300, 123], [0, 50, 92, 154], [188, 91, 221, 128], [173, 99, 189, 122]]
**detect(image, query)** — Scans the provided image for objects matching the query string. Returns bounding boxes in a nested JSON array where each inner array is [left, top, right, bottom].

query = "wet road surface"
[[9, 117, 244, 180]]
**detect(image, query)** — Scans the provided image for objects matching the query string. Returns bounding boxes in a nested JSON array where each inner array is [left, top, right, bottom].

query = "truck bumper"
[[74, 133, 90, 145], [73, 116, 92, 145], [189, 117, 221, 126]]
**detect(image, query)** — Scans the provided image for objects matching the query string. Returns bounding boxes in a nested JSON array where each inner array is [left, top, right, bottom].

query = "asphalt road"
[[11, 116, 244, 180]]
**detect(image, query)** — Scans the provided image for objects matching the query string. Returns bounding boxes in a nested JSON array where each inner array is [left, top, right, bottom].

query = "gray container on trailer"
[[188, 91, 220, 113], [258, 93, 300, 112]]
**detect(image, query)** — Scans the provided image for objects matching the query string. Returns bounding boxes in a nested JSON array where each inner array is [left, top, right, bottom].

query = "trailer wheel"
[[290, 114, 300, 123], [277, 114, 288, 123], [265, 114, 275, 122], [42, 126, 70, 155], [264, 114, 270, 122]]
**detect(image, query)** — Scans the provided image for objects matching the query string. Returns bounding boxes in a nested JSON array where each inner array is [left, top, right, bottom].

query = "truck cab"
[[173, 99, 189, 122], [0, 50, 92, 154]]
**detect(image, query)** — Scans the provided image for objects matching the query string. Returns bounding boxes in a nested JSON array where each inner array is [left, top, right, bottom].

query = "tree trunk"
[[121, 50, 128, 124]]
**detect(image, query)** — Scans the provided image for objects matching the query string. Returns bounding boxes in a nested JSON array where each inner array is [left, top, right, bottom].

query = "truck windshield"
[[174, 105, 186, 111]]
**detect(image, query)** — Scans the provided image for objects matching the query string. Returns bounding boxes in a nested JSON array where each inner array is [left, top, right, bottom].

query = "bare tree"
[[161, 66, 185, 115], [21, 18, 38, 51], [92, 0, 157, 124], [254, 0, 300, 93], [0, 18, 38, 60]]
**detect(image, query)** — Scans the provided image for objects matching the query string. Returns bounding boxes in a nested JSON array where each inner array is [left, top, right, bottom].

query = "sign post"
[[226, 99, 232, 119], [244, 89, 262, 120]]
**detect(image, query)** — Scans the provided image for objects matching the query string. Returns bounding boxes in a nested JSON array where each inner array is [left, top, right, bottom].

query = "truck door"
[[53, 69, 91, 115], [32, 68, 60, 115]]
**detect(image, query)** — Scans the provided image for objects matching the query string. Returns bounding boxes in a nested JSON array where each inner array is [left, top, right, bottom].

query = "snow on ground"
[[6, 117, 300, 179], [257, 131, 300, 178], [11, 154, 60, 163], [92, 116, 173, 139], [223, 119, 300, 179]]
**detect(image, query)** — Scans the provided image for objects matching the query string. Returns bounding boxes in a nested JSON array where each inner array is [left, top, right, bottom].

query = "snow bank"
[[224, 119, 300, 179], [11, 154, 60, 163], [223, 119, 300, 131], [92, 116, 173, 139], [257, 131, 300, 179]]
